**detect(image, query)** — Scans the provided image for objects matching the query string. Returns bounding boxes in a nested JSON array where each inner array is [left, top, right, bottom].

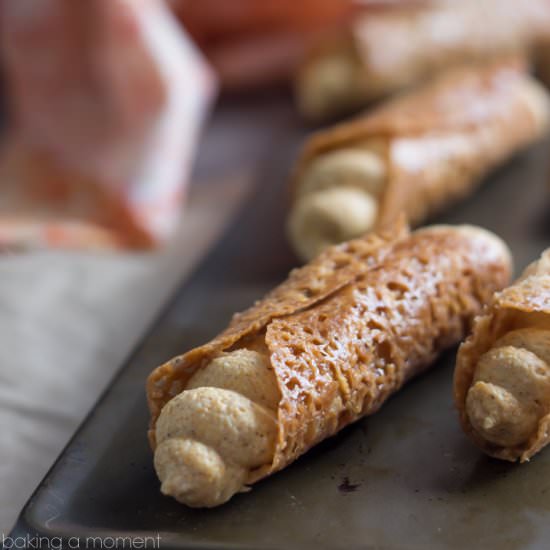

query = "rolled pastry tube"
[[148, 222, 511, 507], [297, 0, 550, 120], [455, 249, 550, 462], [288, 59, 550, 262]]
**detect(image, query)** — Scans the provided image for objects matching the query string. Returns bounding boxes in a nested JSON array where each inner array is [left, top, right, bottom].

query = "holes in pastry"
[[386, 281, 408, 297], [375, 306, 389, 316], [291, 343, 306, 356], [328, 339, 341, 352], [374, 340, 393, 364], [367, 319, 384, 331], [286, 377, 301, 392]]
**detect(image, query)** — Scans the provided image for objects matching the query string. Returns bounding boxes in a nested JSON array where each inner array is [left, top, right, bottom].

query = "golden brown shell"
[[148, 223, 511, 483]]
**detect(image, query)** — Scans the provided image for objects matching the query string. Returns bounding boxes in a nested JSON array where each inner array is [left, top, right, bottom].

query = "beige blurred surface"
[[0, 98, 289, 533], [0, 178, 248, 534]]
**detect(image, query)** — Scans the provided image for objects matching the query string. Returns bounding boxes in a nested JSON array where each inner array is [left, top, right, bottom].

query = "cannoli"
[[455, 249, 550, 462], [147, 222, 511, 507], [288, 60, 550, 262], [297, 0, 550, 120]]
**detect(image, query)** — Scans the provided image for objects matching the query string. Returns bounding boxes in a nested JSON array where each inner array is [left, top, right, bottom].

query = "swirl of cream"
[[154, 349, 280, 507], [466, 328, 550, 448]]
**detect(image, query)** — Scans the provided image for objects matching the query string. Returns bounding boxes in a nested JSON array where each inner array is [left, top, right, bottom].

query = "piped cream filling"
[[466, 328, 550, 448], [154, 349, 280, 508], [288, 147, 387, 262]]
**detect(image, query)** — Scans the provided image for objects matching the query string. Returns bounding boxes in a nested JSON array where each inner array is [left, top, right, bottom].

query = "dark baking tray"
[[9, 95, 550, 550]]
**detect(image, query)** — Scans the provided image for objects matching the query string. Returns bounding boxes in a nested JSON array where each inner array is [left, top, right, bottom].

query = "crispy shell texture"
[[454, 250, 550, 462], [292, 59, 549, 229], [148, 223, 511, 483]]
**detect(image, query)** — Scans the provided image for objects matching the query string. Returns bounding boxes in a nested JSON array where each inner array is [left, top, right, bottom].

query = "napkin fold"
[[0, 0, 216, 250]]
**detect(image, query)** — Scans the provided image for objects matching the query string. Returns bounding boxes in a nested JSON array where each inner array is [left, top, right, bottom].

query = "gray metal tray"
[[9, 95, 550, 550]]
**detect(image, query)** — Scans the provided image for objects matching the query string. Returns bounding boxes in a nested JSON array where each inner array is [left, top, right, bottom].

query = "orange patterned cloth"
[[0, 0, 216, 250]]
